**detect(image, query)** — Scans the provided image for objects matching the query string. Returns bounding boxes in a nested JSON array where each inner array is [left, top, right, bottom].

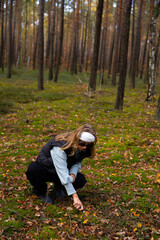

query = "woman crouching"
[[26, 124, 97, 211]]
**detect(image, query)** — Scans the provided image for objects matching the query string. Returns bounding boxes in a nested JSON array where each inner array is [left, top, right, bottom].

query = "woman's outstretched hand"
[[72, 193, 84, 211]]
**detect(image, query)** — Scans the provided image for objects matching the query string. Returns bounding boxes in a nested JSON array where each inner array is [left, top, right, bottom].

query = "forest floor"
[[0, 69, 160, 240]]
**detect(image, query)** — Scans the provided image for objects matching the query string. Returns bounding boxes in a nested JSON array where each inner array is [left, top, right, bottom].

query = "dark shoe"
[[40, 194, 53, 204], [55, 189, 66, 198], [32, 187, 39, 196]]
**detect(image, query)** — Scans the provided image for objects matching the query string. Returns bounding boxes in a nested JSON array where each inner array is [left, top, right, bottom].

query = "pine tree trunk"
[[140, 0, 154, 79], [89, 0, 104, 92], [49, 0, 56, 80], [24, 0, 28, 64], [130, 0, 143, 89], [37, 0, 45, 90], [155, 94, 160, 120], [128, 0, 135, 77], [16, 0, 22, 67], [146, 1, 160, 100], [111, 0, 122, 86], [147, 17, 156, 99], [7, 0, 13, 78], [33, 27, 39, 70], [67, 0, 75, 72], [79, 3, 88, 72], [54, 0, 64, 82], [84, 0, 91, 71], [12, 0, 18, 65], [99, 0, 108, 86], [0, 0, 4, 70], [45, 0, 51, 68], [107, 4, 118, 78], [115, 0, 132, 110], [32, 0, 36, 66]]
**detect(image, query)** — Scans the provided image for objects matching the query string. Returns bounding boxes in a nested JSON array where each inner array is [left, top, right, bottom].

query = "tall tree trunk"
[[45, 0, 52, 68], [79, 1, 88, 72], [49, 0, 56, 80], [37, 0, 45, 90], [12, 0, 18, 65], [16, 0, 22, 67], [99, 0, 108, 87], [140, 0, 154, 79], [72, 0, 80, 74], [111, 0, 122, 86], [33, 26, 39, 70], [32, 0, 36, 67], [155, 94, 160, 120], [24, 0, 28, 64], [0, 0, 4, 70], [89, 0, 104, 92], [4, 0, 8, 69], [130, 0, 143, 89], [107, 4, 118, 78], [67, 0, 75, 72], [128, 0, 135, 77], [146, 2, 160, 100], [54, 0, 64, 82], [84, 0, 91, 71], [54, 0, 59, 65], [115, 0, 132, 110], [7, 0, 13, 78]]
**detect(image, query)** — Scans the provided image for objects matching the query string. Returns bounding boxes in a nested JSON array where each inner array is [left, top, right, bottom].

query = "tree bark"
[[7, 0, 13, 78], [16, 0, 22, 67], [140, 0, 154, 79], [79, 1, 88, 72], [111, 0, 122, 86], [54, 0, 64, 82], [146, 1, 160, 100], [128, 0, 135, 77], [99, 0, 108, 87], [107, 4, 118, 78], [115, 0, 132, 110], [0, 0, 4, 70], [24, 0, 28, 64], [84, 0, 91, 71], [130, 0, 143, 89], [37, 0, 45, 90], [49, 0, 56, 80], [89, 0, 104, 91], [155, 94, 160, 120], [45, 0, 52, 68], [33, 26, 39, 70]]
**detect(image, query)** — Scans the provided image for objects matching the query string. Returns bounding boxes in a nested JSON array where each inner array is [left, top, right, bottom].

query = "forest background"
[[0, 0, 160, 239], [0, 0, 160, 113]]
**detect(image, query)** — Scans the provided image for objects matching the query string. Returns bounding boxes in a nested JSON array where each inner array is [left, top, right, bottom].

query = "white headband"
[[79, 132, 95, 143]]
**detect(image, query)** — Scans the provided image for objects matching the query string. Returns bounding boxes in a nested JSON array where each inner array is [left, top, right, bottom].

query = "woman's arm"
[[50, 147, 76, 195]]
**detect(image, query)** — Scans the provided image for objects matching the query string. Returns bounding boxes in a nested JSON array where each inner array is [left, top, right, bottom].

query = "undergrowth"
[[0, 69, 160, 239]]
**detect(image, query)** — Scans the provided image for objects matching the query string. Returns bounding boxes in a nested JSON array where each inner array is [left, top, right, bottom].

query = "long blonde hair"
[[55, 124, 97, 158]]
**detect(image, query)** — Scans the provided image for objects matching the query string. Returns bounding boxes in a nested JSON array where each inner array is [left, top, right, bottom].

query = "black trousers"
[[26, 161, 87, 196]]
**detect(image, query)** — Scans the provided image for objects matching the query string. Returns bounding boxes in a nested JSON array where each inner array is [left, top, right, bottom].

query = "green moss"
[[39, 226, 59, 239]]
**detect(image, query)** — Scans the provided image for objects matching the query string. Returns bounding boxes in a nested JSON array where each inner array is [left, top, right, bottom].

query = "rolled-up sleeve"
[[50, 147, 76, 196], [69, 161, 82, 177]]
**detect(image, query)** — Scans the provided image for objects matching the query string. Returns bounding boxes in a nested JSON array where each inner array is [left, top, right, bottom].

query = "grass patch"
[[0, 69, 160, 239]]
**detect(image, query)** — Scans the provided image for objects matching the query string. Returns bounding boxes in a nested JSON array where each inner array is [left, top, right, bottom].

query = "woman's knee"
[[74, 173, 87, 189], [26, 162, 42, 179]]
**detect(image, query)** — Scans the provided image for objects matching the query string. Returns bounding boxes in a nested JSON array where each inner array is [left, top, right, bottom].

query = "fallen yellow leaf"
[[83, 219, 88, 224], [137, 222, 142, 228]]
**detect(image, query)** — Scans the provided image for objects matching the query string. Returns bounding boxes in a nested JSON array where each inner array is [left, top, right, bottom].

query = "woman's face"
[[77, 140, 92, 151]]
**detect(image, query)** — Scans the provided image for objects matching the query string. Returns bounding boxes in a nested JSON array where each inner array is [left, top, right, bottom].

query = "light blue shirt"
[[50, 147, 82, 196]]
